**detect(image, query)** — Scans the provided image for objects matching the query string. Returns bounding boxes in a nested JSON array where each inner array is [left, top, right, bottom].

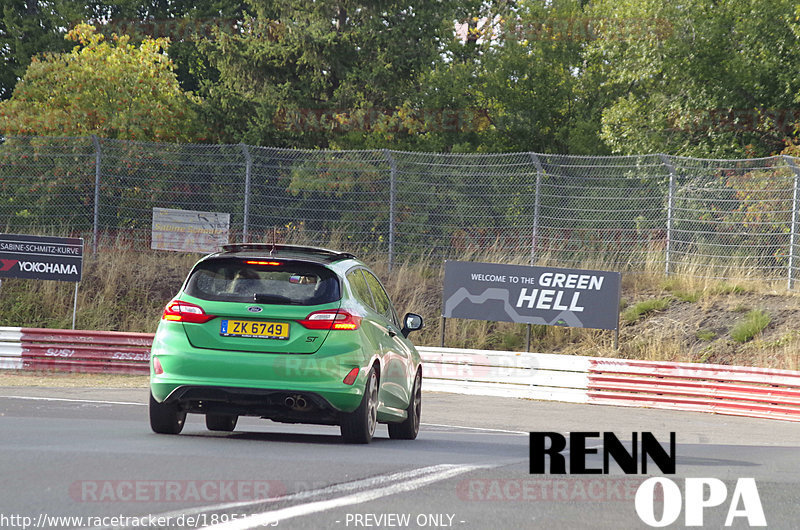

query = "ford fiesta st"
[[149, 244, 423, 443]]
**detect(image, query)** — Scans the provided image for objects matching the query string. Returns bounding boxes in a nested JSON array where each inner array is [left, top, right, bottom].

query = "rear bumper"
[[149, 323, 369, 413], [159, 385, 343, 425]]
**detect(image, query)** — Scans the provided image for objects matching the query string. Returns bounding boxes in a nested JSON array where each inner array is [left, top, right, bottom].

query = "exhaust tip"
[[283, 396, 295, 408]]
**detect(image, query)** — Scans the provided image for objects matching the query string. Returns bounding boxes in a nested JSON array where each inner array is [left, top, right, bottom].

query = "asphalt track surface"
[[0, 387, 798, 529]]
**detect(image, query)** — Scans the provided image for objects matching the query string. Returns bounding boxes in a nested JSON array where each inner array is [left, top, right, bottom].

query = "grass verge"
[[621, 298, 671, 322], [730, 310, 771, 343]]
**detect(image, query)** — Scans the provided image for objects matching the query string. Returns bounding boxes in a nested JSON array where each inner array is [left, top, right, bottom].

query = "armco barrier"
[[2, 328, 799, 422], [0, 327, 152, 375], [419, 347, 800, 422], [419, 347, 591, 403], [587, 358, 800, 423]]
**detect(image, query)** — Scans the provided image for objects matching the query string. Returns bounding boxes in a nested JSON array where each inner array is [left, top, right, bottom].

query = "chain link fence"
[[2, 136, 800, 286]]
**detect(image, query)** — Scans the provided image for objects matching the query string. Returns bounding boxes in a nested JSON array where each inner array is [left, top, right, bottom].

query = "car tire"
[[388, 371, 421, 440], [340, 368, 378, 444], [149, 392, 186, 435], [206, 414, 238, 432]]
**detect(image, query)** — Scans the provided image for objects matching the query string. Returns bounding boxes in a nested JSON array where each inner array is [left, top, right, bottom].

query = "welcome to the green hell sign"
[[442, 260, 621, 331]]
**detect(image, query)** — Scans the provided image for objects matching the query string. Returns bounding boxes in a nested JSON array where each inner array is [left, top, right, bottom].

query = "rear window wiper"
[[253, 293, 297, 305]]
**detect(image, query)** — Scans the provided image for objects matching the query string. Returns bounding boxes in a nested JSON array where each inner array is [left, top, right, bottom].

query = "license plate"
[[220, 319, 289, 339]]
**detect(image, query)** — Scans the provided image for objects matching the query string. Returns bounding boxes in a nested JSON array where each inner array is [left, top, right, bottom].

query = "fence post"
[[241, 143, 252, 243], [660, 154, 677, 276], [784, 156, 800, 290], [383, 149, 397, 270], [526, 153, 545, 353], [91, 135, 101, 254], [528, 153, 544, 265]]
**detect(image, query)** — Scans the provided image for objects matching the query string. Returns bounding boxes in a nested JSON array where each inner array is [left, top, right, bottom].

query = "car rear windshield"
[[184, 258, 341, 305]]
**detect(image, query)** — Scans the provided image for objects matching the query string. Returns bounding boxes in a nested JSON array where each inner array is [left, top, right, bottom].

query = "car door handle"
[[387, 329, 397, 337]]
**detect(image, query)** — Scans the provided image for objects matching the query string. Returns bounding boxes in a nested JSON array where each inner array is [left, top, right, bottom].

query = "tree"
[[85, 1, 249, 94], [589, 0, 800, 157], [0, 0, 87, 100], [0, 23, 201, 141], [196, 0, 458, 147], [449, 0, 601, 154], [0, 1, 248, 101], [355, 0, 608, 154]]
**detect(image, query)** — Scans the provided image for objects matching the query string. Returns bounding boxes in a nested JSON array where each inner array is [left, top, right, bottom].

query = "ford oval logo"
[[247, 306, 263, 313]]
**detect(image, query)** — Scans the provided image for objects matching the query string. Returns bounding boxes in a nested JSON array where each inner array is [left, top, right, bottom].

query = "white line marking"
[[421, 422, 528, 435], [0, 397, 532, 435], [0, 395, 145, 406], [202, 464, 486, 530], [117, 464, 481, 529]]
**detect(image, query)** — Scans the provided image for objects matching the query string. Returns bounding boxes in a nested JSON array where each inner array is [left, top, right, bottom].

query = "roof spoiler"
[[220, 243, 356, 261]]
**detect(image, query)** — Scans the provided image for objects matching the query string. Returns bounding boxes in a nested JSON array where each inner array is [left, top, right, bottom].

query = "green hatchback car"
[[149, 244, 423, 443]]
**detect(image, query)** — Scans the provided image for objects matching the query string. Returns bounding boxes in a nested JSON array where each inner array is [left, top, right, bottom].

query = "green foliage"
[[709, 282, 746, 295], [197, 0, 458, 147], [731, 309, 770, 343], [0, 23, 201, 141], [621, 297, 671, 322], [695, 329, 716, 342], [3, 1, 799, 158], [391, 0, 607, 154], [673, 291, 700, 303], [661, 278, 702, 302], [0, 0, 87, 100], [589, 0, 800, 157]]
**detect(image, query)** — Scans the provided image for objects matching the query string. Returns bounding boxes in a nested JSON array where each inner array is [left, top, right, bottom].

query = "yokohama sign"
[[0, 234, 83, 282]]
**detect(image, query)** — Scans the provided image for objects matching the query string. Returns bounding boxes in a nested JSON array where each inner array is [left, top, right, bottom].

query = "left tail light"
[[297, 310, 362, 330], [162, 300, 216, 324]]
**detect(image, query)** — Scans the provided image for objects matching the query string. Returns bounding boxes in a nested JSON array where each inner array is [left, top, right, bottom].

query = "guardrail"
[[419, 347, 800, 422], [0, 327, 151, 374], [587, 358, 800, 423], [2, 328, 798, 422], [419, 347, 592, 403]]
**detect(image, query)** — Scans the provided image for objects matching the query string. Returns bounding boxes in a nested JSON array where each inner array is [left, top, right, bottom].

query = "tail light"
[[152, 356, 164, 375], [298, 310, 362, 330], [162, 300, 216, 324]]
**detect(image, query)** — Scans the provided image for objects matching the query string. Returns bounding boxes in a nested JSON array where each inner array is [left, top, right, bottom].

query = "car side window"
[[363, 270, 398, 326], [346, 269, 375, 310]]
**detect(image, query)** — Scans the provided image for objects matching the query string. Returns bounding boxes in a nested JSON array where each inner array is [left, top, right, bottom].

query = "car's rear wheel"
[[340, 368, 378, 444], [388, 371, 421, 440], [149, 392, 186, 435], [206, 414, 238, 432]]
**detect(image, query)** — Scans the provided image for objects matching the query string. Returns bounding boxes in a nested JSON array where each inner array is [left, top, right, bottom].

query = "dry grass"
[[0, 247, 199, 332], [1, 245, 798, 370], [0, 371, 148, 387]]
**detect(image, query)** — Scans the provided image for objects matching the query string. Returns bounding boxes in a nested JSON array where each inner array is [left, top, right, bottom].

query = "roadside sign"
[[442, 260, 621, 331], [151, 207, 230, 253], [0, 233, 83, 282]]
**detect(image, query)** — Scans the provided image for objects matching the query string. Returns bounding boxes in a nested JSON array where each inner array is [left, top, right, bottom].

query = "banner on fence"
[[0, 233, 83, 282], [151, 208, 230, 253], [442, 261, 621, 331]]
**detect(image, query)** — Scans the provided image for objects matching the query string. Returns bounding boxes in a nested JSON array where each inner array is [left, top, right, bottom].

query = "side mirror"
[[401, 313, 423, 337]]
